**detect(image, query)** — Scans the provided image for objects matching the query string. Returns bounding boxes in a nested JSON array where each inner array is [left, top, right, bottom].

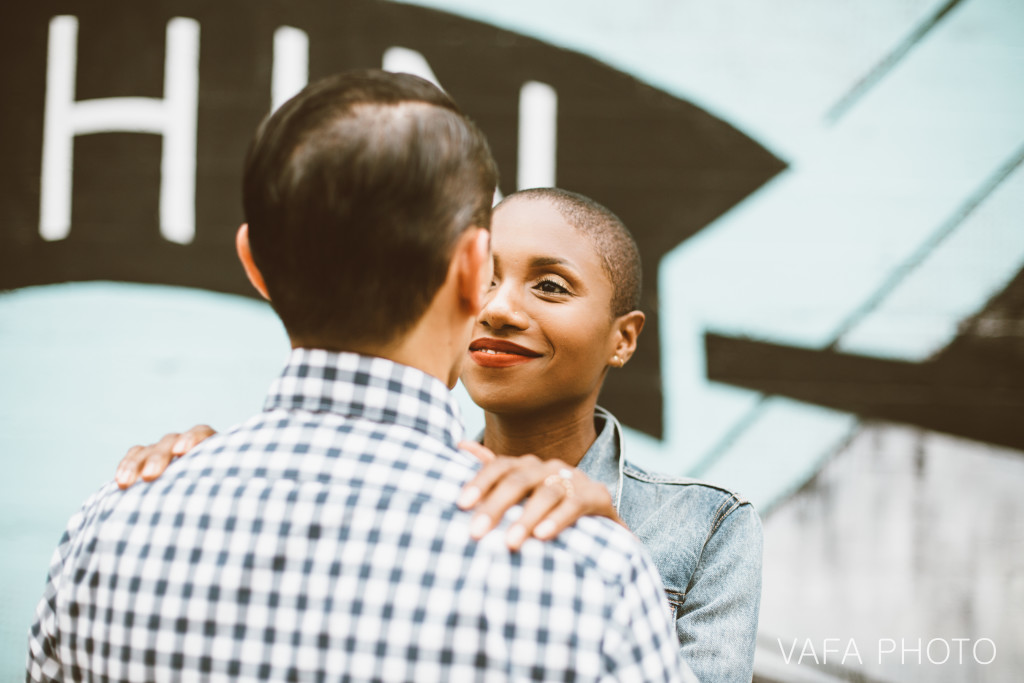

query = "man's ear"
[[454, 227, 491, 315], [235, 224, 270, 301], [609, 310, 645, 367]]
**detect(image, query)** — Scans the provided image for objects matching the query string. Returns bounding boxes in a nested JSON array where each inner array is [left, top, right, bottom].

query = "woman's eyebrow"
[[529, 256, 586, 291], [530, 256, 572, 268]]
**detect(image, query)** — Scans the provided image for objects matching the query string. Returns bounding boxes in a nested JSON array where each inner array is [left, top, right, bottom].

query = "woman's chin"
[[464, 385, 530, 415]]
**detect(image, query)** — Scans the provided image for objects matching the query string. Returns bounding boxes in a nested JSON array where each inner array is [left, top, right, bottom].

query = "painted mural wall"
[[1, 1, 1021, 680]]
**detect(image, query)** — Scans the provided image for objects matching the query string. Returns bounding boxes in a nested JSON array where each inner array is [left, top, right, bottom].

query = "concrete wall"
[[757, 423, 1024, 682]]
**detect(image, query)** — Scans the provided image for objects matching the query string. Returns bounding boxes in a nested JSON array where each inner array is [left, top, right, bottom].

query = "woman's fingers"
[[115, 433, 181, 488], [173, 424, 216, 455], [114, 424, 217, 489], [457, 456, 521, 510], [456, 456, 623, 549], [115, 445, 148, 489], [532, 498, 587, 541], [505, 476, 580, 551], [458, 440, 496, 465], [140, 432, 184, 481], [455, 443, 502, 510], [463, 456, 548, 539], [517, 471, 622, 547]]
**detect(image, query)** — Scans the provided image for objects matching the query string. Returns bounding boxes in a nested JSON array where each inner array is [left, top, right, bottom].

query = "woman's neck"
[[481, 402, 598, 467]]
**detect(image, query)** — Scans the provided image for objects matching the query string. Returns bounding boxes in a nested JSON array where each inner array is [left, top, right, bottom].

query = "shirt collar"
[[471, 406, 623, 489], [575, 406, 622, 494], [264, 348, 465, 451]]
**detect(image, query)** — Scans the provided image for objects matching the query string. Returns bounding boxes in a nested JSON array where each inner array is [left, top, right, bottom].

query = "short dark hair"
[[500, 188, 641, 317], [242, 69, 498, 347]]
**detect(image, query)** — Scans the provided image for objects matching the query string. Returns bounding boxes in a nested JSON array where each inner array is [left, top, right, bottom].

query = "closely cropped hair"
[[501, 188, 641, 317], [243, 69, 498, 347]]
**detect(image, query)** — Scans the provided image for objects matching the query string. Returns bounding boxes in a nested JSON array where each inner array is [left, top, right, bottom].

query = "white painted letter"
[[380, 50, 556, 199], [383, 47, 443, 91], [517, 81, 556, 190], [272, 26, 308, 112], [40, 15, 199, 244]]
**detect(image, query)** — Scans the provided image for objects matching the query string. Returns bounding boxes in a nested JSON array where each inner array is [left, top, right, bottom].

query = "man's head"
[[239, 69, 498, 354]]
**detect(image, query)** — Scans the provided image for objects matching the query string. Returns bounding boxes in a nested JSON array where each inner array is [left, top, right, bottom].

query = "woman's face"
[[461, 198, 623, 415]]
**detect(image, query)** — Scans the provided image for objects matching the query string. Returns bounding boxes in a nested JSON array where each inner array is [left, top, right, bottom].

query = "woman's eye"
[[536, 279, 570, 295]]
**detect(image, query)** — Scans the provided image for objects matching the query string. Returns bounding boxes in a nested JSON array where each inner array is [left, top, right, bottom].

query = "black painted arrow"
[[0, 0, 785, 438], [705, 265, 1024, 452]]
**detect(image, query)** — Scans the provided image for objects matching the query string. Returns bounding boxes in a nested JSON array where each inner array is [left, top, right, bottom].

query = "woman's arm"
[[677, 502, 763, 683], [114, 431, 622, 552]]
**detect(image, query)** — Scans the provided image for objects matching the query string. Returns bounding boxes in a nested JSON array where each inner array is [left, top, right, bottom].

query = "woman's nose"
[[479, 284, 529, 330]]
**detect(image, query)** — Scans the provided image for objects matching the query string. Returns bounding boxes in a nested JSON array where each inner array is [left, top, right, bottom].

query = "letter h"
[[40, 15, 199, 244]]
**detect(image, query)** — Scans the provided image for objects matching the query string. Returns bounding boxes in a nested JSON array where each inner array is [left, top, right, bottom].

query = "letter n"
[[40, 15, 200, 244]]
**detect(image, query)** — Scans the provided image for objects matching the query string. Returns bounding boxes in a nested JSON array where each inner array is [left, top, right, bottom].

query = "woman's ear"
[[235, 224, 270, 301], [609, 310, 645, 367]]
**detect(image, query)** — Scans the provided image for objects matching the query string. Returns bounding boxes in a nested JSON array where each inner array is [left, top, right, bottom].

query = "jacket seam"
[[684, 494, 743, 598], [707, 495, 740, 537], [622, 465, 751, 504]]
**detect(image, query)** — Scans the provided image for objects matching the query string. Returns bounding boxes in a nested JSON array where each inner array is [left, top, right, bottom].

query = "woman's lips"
[[468, 338, 541, 368]]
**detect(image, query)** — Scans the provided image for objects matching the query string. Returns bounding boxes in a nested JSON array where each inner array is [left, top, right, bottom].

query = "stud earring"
[[612, 355, 621, 367]]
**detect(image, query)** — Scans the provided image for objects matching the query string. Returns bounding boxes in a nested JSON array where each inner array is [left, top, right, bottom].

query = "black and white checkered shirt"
[[28, 349, 690, 682]]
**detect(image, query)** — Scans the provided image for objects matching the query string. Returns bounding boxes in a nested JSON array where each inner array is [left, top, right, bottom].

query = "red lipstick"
[[468, 338, 541, 368]]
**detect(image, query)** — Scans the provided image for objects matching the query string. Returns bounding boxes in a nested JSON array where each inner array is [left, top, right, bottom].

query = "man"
[[27, 70, 691, 682]]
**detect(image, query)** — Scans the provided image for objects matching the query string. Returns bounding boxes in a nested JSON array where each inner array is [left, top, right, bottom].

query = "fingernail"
[[534, 521, 556, 539], [173, 437, 190, 453], [469, 513, 491, 539], [142, 463, 159, 477], [457, 486, 480, 509], [505, 524, 526, 548]]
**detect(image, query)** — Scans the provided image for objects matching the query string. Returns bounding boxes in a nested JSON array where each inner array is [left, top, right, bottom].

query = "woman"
[[117, 188, 763, 682]]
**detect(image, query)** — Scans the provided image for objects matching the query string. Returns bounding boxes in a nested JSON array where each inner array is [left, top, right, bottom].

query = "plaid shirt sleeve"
[[601, 547, 700, 683], [26, 484, 114, 682], [27, 528, 73, 681]]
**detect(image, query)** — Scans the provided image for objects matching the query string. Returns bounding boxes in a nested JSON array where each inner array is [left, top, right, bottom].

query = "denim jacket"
[[576, 407, 763, 683]]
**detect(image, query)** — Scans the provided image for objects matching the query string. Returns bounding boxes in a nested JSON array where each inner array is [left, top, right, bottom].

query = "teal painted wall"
[[2, 1, 1022, 679]]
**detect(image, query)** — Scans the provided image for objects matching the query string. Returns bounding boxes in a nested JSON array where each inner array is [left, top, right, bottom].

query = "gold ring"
[[544, 468, 575, 497]]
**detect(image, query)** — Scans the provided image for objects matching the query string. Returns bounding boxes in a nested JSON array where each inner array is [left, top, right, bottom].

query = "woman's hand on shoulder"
[[115, 424, 217, 489], [457, 441, 627, 551]]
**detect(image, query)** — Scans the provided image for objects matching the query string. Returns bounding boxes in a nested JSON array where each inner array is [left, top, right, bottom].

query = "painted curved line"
[[828, 143, 1024, 349], [825, 0, 967, 123]]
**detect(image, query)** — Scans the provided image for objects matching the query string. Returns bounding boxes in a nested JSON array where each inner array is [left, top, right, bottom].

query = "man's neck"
[[289, 311, 470, 390], [481, 401, 599, 467]]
